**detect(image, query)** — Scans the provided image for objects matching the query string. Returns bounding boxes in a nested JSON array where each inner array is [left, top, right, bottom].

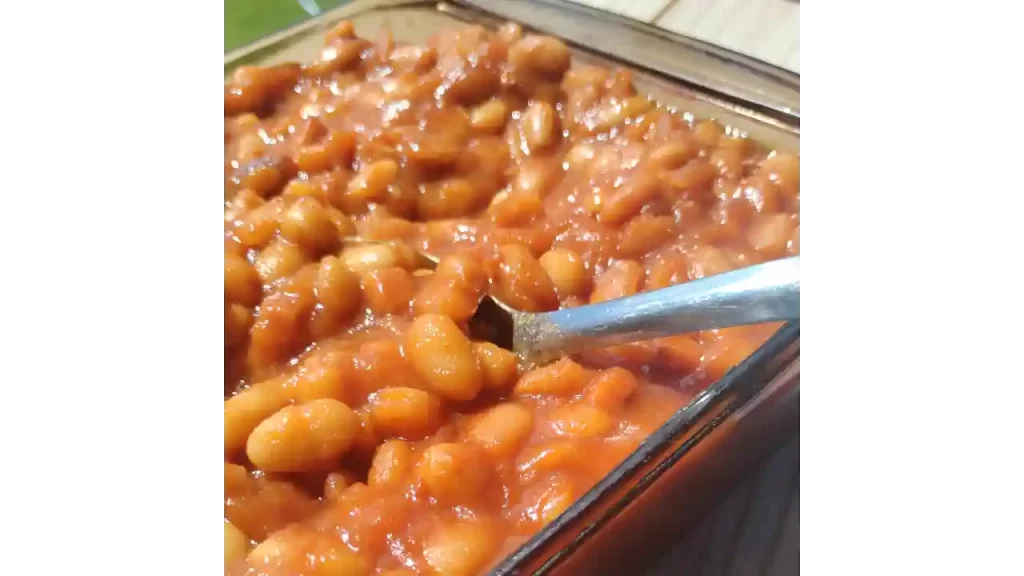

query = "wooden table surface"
[[568, 0, 800, 73], [647, 435, 801, 575]]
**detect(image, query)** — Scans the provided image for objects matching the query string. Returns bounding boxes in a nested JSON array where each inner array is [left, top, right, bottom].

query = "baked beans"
[[225, 20, 799, 575]]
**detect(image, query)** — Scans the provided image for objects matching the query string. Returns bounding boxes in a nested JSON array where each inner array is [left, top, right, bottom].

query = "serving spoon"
[[349, 238, 800, 366], [503, 255, 798, 365]]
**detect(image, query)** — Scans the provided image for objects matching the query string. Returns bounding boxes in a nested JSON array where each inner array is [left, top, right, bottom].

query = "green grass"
[[225, 0, 348, 52]]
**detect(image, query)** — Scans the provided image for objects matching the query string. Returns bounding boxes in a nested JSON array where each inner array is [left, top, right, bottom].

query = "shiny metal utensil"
[[346, 239, 799, 365], [509, 256, 800, 365]]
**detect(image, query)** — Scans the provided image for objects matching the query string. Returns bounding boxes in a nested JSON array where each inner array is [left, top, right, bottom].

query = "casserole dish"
[[225, 1, 800, 574]]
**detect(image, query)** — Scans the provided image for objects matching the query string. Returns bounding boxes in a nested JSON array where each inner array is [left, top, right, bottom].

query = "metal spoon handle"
[[515, 256, 800, 363]]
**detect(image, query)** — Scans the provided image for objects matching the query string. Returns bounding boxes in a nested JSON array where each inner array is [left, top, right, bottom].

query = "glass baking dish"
[[225, 1, 800, 573]]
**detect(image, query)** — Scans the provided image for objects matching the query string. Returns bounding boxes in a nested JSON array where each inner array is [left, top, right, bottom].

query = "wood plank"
[[566, 0, 674, 23], [725, 437, 800, 576], [765, 484, 800, 576], [646, 436, 800, 575], [655, 0, 800, 72]]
